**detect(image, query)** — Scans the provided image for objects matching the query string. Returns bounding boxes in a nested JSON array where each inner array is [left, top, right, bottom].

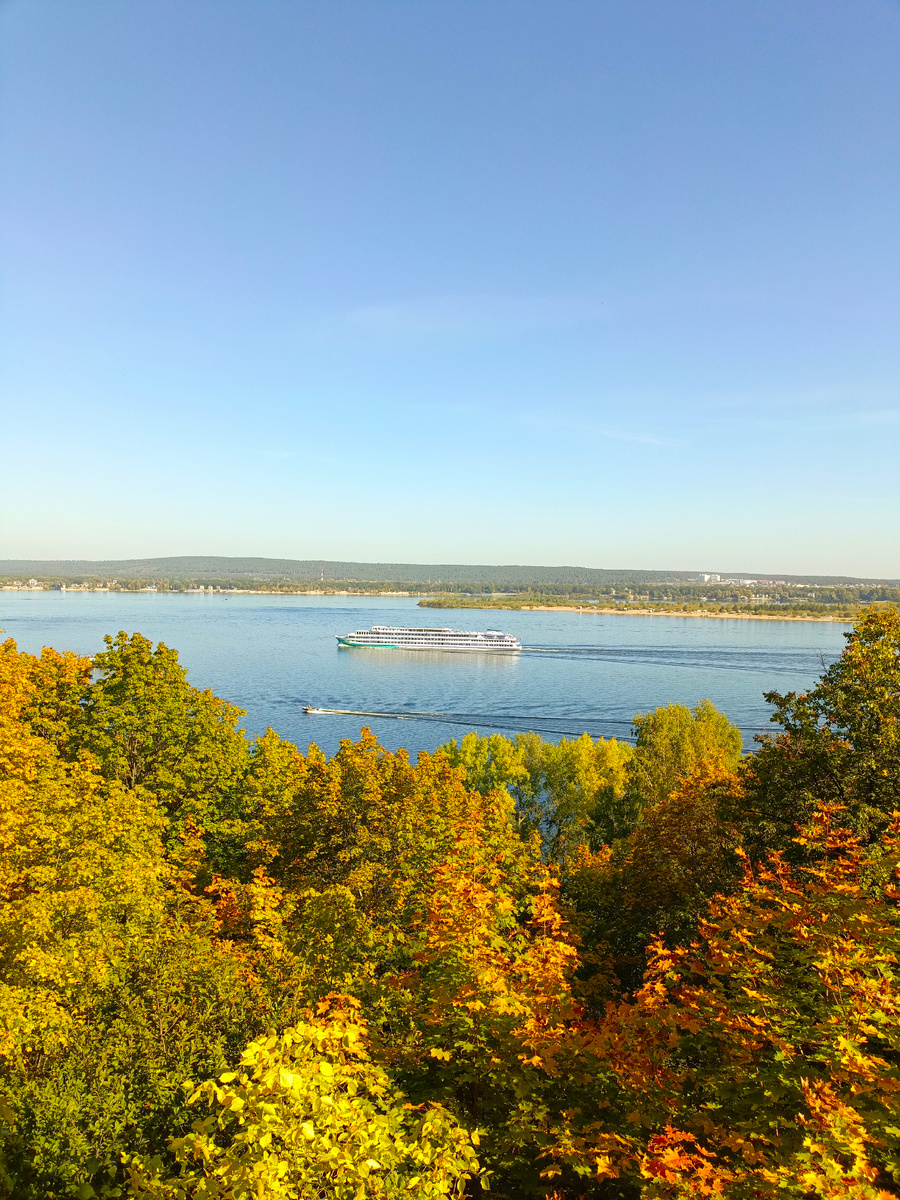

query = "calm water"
[[0, 592, 848, 756]]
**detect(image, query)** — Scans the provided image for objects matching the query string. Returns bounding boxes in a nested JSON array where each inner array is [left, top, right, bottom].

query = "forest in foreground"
[[1, 611, 899, 1198]]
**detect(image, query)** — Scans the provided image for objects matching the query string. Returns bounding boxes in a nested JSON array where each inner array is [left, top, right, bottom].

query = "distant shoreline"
[[421, 602, 855, 623], [0, 589, 860, 621], [527, 606, 851, 623], [0, 588, 422, 597]]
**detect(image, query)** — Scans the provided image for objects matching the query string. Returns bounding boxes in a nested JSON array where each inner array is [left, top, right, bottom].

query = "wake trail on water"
[[300, 704, 773, 740], [302, 705, 636, 738]]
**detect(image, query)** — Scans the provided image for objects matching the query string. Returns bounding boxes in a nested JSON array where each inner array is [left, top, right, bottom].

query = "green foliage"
[[73, 632, 252, 872], [439, 732, 531, 813], [419, 579, 900, 617], [748, 608, 900, 851], [439, 730, 546, 840], [623, 697, 742, 813], [124, 1003, 479, 1200], [566, 765, 746, 995], [439, 730, 632, 863], [540, 734, 633, 860]]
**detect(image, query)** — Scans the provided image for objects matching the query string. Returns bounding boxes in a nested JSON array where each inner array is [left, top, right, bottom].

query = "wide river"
[[1, 592, 848, 757]]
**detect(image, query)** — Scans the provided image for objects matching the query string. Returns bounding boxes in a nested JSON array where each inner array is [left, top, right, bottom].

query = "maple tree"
[[72, 632, 253, 873], [551, 803, 900, 1197], [379, 796, 579, 1194]]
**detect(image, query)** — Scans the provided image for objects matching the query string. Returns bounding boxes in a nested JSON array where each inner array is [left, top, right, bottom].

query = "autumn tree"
[[72, 632, 252, 872], [15, 643, 93, 754], [123, 1001, 480, 1200], [565, 765, 746, 996], [747, 607, 900, 854], [0, 640, 292, 1198], [621, 698, 742, 817], [555, 805, 900, 1197], [386, 799, 584, 1198], [439, 730, 632, 864]]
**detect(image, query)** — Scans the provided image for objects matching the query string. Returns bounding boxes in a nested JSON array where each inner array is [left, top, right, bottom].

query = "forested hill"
[[2, 556, 897, 587]]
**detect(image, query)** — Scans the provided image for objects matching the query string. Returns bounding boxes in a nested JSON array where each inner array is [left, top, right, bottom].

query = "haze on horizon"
[[1, 0, 898, 577]]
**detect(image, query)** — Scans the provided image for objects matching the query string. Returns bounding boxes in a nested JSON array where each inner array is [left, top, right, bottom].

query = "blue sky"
[[1, 0, 898, 575]]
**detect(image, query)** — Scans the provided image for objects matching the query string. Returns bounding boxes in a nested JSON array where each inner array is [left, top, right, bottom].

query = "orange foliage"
[[554, 805, 900, 1196]]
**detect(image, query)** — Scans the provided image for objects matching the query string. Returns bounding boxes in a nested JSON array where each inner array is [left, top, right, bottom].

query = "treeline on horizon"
[[7, 573, 900, 618], [1, 611, 900, 1197], [423, 581, 900, 619], [3, 556, 897, 589]]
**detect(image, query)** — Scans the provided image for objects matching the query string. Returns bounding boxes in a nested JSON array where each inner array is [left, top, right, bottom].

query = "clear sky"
[[1, 0, 898, 576]]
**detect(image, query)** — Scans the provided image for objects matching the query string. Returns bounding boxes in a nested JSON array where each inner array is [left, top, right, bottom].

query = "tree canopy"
[[1, 612, 899, 1198]]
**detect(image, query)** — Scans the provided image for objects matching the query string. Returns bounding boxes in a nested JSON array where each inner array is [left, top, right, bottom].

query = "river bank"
[[420, 601, 855, 623], [534, 606, 851, 622], [2, 587, 423, 597]]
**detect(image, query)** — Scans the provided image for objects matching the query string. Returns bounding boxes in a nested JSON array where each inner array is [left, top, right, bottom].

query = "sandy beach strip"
[[422, 604, 854, 623]]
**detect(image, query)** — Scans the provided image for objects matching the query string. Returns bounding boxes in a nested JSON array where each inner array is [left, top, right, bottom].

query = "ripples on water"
[[1, 593, 848, 757]]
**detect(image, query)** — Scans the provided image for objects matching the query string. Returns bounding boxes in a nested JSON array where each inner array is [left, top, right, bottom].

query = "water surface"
[[1, 592, 848, 756]]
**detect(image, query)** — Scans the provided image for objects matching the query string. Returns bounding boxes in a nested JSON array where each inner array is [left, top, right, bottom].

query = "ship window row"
[[362, 631, 512, 639]]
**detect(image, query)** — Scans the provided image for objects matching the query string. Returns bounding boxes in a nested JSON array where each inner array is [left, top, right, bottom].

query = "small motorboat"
[[302, 705, 325, 714]]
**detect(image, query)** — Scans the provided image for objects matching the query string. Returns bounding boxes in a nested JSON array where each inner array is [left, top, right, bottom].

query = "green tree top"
[[627, 698, 743, 810], [74, 632, 251, 870]]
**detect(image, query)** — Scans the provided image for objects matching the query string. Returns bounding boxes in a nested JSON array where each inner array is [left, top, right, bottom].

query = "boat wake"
[[300, 704, 774, 741], [302, 704, 637, 738]]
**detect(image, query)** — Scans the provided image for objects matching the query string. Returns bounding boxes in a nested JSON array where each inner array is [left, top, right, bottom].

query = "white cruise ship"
[[336, 625, 522, 652]]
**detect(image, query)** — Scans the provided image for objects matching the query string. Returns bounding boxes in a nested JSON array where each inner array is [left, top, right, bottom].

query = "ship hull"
[[337, 637, 399, 649]]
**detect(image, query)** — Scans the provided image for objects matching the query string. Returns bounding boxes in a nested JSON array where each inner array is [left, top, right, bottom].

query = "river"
[[0, 592, 848, 756]]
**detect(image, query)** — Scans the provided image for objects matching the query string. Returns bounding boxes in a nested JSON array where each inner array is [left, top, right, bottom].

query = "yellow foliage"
[[124, 999, 479, 1199], [0, 640, 168, 1067]]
